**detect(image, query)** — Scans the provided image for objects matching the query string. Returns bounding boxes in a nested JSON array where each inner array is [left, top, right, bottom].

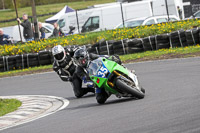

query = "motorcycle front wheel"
[[115, 79, 145, 99]]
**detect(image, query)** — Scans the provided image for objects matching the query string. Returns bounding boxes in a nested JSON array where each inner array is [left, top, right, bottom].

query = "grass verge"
[[120, 45, 200, 63], [0, 45, 200, 78], [0, 65, 52, 78], [0, 99, 22, 117]]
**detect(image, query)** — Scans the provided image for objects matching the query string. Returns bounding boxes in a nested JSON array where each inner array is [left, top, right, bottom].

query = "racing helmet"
[[52, 45, 66, 62], [74, 47, 89, 67]]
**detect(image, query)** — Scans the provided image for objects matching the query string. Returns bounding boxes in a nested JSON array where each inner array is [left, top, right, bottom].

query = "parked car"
[[42, 23, 54, 38], [115, 15, 180, 29], [189, 10, 200, 19]]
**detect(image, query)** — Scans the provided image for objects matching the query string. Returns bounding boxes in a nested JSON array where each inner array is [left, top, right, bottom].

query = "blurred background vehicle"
[[189, 10, 200, 19], [80, 1, 154, 33], [2, 23, 53, 43], [115, 15, 179, 29]]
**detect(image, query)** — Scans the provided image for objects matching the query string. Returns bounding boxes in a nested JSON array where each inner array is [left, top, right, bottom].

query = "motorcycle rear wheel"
[[115, 79, 145, 99]]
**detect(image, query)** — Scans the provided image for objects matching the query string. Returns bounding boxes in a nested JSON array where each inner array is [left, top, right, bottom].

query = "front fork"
[[95, 71, 122, 94], [107, 70, 136, 89], [107, 70, 121, 88]]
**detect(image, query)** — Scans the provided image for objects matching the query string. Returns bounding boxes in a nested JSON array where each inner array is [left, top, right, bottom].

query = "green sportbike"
[[87, 57, 145, 103]]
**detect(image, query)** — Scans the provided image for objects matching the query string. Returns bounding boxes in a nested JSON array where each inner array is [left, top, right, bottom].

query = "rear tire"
[[115, 79, 145, 99]]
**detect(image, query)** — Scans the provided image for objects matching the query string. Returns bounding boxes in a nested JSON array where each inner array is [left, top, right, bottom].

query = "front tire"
[[115, 79, 145, 99], [96, 89, 109, 104], [141, 87, 145, 94]]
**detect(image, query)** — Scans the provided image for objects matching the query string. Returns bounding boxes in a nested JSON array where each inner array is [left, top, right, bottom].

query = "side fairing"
[[90, 58, 130, 94]]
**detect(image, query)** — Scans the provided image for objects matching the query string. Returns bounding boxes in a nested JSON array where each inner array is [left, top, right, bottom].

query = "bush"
[[0, 19, 200, 56]]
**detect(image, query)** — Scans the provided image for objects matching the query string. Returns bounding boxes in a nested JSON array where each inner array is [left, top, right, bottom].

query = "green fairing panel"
[[90, 58, 130, 94], [91, 76, 118, 94], [91, 76, 106, 88], [103, 58, 129, 75]]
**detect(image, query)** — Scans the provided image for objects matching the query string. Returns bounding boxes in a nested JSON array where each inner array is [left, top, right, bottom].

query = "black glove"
[[109, 55, 122, 65], [68, 76, 72, 82], [60, 75, 72, 82], [53, 66, 60, 72]]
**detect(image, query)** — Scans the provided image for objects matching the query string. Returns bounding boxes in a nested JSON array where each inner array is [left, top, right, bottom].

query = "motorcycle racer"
[[52, 45, 94, 98], [73, 47, 122, 103], [52, 45, 76, 81]]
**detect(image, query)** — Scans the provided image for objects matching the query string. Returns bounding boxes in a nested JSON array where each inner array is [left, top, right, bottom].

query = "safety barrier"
[[0, 50, 53, 72], [1, 27, 200, 72], [88, 27, 200, 55]]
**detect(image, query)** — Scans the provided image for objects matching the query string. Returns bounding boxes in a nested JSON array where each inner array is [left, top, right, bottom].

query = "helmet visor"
[[78, 57, 87, 66], [54, 51, 64, 60]]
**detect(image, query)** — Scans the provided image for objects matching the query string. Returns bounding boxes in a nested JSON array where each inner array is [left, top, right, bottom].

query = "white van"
[[57, 8, 95, 34], [80, 1, 153, 33], [57, 2, 127, 34]]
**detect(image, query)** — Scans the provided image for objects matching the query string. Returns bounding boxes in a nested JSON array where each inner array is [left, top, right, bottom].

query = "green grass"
[[0, 0, 115, 27], [0, 65, 52, 78], [0, 99, 22, 117], [120, 45, 200, 62], [0, 45, 200, 78]]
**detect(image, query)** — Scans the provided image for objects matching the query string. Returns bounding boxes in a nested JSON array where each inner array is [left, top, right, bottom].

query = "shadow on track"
[[105, 97, 138, 105], [64, 97, 137, 111], [64, 93, 95, 100]]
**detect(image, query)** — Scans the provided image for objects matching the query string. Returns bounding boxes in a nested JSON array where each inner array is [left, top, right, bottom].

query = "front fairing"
[[87, 58, 125, 93], [87, 58, 109, 88]]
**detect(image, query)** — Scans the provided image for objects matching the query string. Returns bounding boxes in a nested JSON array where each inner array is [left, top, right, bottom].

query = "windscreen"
[[87, 58, 103, 76]]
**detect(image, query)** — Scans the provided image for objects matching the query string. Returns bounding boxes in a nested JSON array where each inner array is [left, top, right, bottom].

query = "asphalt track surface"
[[0, 57, 200, 133]]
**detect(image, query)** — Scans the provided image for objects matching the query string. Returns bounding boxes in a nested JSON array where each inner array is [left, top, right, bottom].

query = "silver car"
[[189, 10, 200, 19], [115, 15, 180, 29]]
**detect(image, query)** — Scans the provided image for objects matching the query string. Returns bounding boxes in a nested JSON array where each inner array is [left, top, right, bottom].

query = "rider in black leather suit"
[[52, 45, 95, 98], [52, 45, 76, 81]]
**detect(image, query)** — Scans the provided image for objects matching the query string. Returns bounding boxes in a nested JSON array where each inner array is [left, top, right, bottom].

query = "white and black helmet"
[[52, 45, 66, 62]]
